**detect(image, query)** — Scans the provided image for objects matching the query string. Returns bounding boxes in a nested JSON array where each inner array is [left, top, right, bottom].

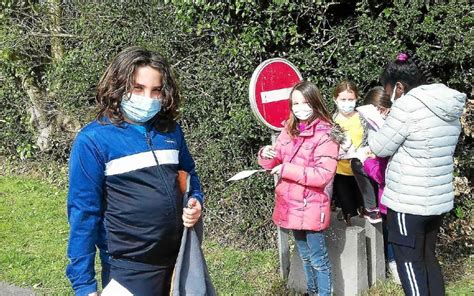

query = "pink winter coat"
[[258, 119, 339, 231], [363, 157, 389, 214]]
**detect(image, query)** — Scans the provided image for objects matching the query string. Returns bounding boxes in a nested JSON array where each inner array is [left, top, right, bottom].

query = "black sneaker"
[[330, 200, 337, 212], [337, 209, 344, 221], [366, 207, 380, 213], [344, 214, 352, 226], [364, 211, 382, 224]]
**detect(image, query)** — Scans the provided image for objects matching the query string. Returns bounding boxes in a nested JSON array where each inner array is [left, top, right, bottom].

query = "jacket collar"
[[298, 119, 332, 137], [98, 116, 157, 136]]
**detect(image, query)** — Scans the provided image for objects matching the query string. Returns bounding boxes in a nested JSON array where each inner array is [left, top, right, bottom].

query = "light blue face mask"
[[121, 93, 161, 123], [336, 100, 356, 114]]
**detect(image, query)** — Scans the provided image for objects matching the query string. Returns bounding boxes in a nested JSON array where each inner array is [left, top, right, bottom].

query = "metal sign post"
[[272, 132, 290, 280], [249, 58, 302, 280]]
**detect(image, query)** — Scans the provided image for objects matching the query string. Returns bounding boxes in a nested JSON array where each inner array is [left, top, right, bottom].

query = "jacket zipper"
[[145, 132, 179, 227]]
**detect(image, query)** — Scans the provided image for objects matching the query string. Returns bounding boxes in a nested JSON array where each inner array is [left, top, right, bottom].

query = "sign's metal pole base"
[[272, 132, 290, 280], [278, 227, 290, 280]]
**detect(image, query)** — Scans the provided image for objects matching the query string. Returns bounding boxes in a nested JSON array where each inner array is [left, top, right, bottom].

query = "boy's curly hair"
[[96, 46, 180, 132]]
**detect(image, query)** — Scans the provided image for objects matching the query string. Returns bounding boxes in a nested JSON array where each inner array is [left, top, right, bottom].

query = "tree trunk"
[[48, 0, 64, 63], [22, 76, 52, 151], [21, 0, 67, 151]]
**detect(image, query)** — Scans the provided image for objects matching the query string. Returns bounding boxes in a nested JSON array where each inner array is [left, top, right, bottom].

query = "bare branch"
[[307, 36, 336, 51], [27, 32, 77, 38]]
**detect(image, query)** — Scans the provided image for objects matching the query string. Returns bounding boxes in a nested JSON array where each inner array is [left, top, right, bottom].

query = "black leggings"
[[332, 173, 363, 217], [351, 158, 379, 209]]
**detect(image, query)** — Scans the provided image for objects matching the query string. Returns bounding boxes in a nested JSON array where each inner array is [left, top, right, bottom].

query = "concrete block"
[[287, 213, 369, 296], [287, 250, 307, 294], [327, 215, 368, 296], [351, 216, 386, 286]]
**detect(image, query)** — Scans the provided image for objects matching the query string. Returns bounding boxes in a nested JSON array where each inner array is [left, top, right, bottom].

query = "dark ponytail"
[[380, 52, 432, 92]]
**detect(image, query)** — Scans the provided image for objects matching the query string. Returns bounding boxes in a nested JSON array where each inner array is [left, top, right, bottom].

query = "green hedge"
[[1, 1, 472, 251]]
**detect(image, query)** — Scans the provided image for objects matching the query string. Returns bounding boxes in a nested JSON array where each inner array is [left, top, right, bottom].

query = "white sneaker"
[[388, 261, 401, 284]]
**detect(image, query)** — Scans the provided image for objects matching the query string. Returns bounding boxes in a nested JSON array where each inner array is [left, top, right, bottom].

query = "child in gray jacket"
[[368, 52, 466, 296]]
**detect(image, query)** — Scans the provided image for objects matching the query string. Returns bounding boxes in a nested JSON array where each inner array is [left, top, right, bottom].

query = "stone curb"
[[0, 283, 35, 296]]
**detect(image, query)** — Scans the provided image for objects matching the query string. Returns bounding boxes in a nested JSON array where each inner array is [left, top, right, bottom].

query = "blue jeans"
[[293, 230, 332, 295]]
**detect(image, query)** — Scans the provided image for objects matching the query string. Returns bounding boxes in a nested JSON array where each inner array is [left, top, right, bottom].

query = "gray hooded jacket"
[[368, 83, 466, 216]]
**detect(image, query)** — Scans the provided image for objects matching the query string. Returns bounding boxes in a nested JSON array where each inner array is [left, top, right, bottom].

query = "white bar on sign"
[[261, 87, 292, 103]]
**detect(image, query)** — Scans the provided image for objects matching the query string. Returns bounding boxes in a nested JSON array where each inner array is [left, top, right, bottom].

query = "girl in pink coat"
[[258, 81, 340, 296]]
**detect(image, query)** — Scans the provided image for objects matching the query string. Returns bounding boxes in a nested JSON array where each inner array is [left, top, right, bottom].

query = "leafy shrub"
[[1, 1, 472, 252]]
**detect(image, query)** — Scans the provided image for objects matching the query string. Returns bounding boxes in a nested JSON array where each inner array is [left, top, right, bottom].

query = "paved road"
[[0, 283, 35, 296]]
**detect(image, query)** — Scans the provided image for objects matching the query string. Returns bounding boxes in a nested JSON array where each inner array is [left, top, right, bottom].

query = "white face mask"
[[292, 103, 313, 121], [390, 87, 397, 104], [390, 84, 404, 104], [336, 100, 356, 114]]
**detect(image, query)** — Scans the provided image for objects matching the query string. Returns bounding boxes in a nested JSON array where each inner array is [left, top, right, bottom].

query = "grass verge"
[[0, 175, 472, 295], [0, 176, 71, 295]]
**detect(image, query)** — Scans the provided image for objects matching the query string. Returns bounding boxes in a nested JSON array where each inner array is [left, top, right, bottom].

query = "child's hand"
[[182, 198, 202, 228], [378, 106, 390, 119], [355, 146, 372, 163], [270, 164, 282, 175], [261, 145, 276, 159]]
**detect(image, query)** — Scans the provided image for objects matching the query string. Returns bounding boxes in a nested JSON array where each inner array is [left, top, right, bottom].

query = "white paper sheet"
[[102, 279, 133, 296], [356, 104, 386, 131], [227, 169, 267, 181]]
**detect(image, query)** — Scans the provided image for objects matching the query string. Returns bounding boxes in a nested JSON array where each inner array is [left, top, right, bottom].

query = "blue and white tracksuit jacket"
[[66, 119, 204, 296]]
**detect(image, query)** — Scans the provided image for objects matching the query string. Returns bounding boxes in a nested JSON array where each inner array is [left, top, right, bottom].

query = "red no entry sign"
[[249, 58, 303, 131]]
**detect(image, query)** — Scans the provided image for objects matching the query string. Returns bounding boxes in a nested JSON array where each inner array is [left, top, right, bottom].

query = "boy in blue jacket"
[[66, 46, 204, 296]]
